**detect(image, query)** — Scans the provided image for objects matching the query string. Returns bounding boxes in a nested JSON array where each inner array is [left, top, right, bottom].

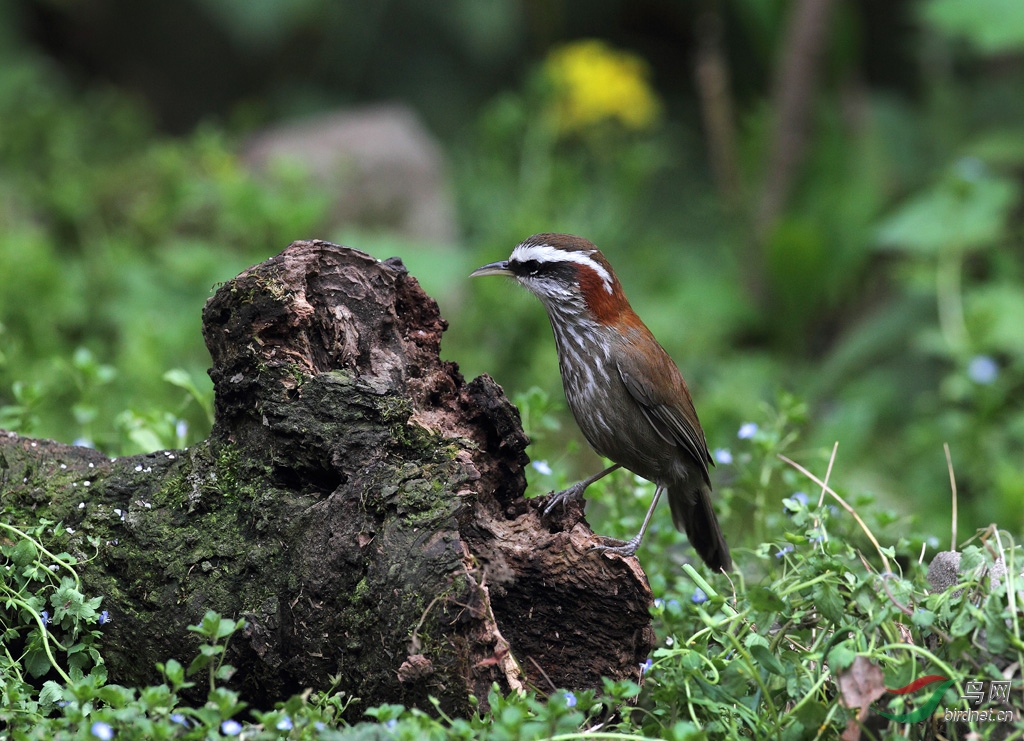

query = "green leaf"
[[950, 605, 979, 637], [38, 681, 65, 709], [827, 641, 856, 671], [911, 609, 935, 628], [162, 368, 194, 390], [190, 610, 223, 638], [748, 644, 785, 676], [129, 428, 165, 455], [876, 172, 1019, 254], [960, 546, 985, 573], [813, 582, 845, 625], [11, 538, 38, 569], [51, 579, 97, 622], [187, 653, 212, 678], [215, 617, 243, 640], [24, 647, 53, 678], [793, 699, 828, 730], [98, 684, 134, 708], [160, 658, 185, 686], [748, 586, 786, 613]]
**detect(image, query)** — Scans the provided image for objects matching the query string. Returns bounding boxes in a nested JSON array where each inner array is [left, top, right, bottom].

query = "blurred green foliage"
[[0, 1, 1022, 555]]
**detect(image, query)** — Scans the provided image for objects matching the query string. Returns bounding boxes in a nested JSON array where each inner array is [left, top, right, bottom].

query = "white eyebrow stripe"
[[510, 243, 614, 293]]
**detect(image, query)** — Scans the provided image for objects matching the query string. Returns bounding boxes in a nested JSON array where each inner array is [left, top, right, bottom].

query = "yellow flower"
[[544, 39, 661, 134]]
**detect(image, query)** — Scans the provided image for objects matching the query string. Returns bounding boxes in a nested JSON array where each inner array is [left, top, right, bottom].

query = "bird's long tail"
[[667, 481, 732, 572]]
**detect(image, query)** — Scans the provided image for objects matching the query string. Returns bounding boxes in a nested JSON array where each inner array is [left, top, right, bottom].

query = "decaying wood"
[[0, 240, 654, 716]]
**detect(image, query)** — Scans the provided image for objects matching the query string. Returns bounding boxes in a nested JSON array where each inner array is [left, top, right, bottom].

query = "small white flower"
[[738, 422, 759, 439], [713, 448, 733, 464], [531, 460, 553, 476]]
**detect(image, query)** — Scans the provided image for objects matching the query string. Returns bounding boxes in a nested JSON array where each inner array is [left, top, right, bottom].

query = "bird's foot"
[[591, 535, 642, 558], [541, 482, 587, 517]]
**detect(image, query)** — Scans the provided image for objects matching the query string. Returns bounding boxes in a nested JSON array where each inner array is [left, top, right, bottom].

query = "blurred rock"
[[242, 104, 458, 243], [927, 549, 1022, 595], [926, 550, 961, 594]]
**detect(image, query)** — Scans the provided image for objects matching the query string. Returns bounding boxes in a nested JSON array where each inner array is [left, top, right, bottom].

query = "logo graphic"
[[878, 675, 955, 723]]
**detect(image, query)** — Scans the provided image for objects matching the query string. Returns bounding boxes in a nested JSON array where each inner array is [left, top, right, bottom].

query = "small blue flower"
[[791, 491, 808, 506], [691, 587, 708, 604], [667, 599, 681, 611], [386, 719, 398, 730], [175, 419, 189, 441], [91, 721, 114, 741], [98, 610, 110, 625], [713, 448, 733, 465], [40, 610, 49, 627], [276, 716, 293, 731], [967, 355, 998, 385], [775, 544, 795, 558], [640, 658, 653, 673], [221, 719, 242, 736], [170, 713, 189, 727], [737, 422, 758, 440], [653, 598, 664, 609], [563, 691, 577, 708], [927, 536, 939, 549], [531, 460, 553, 476], [73, 437, 95, 449]]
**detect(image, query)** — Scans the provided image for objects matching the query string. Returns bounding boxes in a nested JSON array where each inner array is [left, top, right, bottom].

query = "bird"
[[470, 233, 731, 572]]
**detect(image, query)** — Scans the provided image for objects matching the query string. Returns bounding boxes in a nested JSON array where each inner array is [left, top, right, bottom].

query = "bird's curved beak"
[[469, 260, 512, 278]]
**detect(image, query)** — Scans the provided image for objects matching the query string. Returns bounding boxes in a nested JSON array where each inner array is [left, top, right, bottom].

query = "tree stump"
[[0, 240, 654, 716]]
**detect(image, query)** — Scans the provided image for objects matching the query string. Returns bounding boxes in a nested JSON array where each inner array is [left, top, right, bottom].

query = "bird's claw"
[[591, 537, 642, 558], [541, 483, 585, 517]]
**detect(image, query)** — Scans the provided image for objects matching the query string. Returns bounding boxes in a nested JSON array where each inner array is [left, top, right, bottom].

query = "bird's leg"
[[591, 486, 663, 558], [542, 463, 622, 516]]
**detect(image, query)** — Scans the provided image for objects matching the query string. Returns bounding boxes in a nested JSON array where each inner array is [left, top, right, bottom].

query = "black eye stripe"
[[510, 259, 575, 281], [509, 259, 541, 276]]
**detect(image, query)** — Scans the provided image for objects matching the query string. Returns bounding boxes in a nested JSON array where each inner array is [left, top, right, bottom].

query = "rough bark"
[[0, 240, 654, 716]]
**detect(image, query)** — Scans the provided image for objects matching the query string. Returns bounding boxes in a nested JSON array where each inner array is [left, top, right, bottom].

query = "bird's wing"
[[617, 355, 713, 485]]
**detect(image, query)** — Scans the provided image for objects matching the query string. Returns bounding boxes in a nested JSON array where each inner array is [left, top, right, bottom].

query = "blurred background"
[[1, 0, 1022, 538]]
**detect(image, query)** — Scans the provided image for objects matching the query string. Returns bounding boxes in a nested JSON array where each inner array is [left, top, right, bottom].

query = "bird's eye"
[[519, 260, 541, 277]]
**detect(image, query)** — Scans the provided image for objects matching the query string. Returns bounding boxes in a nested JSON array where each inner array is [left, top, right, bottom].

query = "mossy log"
[[0, 240, 654, 716]]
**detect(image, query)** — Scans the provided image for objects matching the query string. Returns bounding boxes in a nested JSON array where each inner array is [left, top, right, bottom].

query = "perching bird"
[[471, 233, 731, 572]]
